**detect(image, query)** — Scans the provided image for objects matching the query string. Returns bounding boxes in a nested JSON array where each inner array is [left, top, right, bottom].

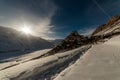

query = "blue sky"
[[0, 0, 120, 39]]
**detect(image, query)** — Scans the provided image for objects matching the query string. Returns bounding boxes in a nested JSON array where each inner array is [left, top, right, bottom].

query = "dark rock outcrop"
[[47, 31, 88, 54]]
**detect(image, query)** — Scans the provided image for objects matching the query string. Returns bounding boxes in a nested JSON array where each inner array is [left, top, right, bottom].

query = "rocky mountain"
[[47, 14, 120, 55], [47, 31, 88, 54], [0, 26, 54, 53]]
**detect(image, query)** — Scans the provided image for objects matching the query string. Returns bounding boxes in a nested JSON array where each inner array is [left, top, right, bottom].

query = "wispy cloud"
[[0, 0, 58, 39]]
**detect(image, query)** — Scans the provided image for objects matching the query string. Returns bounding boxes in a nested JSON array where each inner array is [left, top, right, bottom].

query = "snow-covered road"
[[54, 35, 120, 80]]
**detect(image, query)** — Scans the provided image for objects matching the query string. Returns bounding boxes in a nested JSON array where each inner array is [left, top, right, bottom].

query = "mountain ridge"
[[47, 14, 120, 55], [92, 14, 120, 35]]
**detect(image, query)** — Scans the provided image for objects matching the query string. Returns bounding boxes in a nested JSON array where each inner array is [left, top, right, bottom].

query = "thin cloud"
[[92, 0, 110, 18], [0, 0, 58, 39], [79, 27, 97, 36]]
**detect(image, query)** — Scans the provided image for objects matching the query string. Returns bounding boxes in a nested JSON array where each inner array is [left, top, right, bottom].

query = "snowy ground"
[[54, 35, 120, 80], [1, 35, 119, 80], [0, 49, 51, 71], [0, 46, 90, 80]]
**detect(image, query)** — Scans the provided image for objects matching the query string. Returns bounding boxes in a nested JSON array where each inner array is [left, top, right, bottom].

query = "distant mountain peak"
[[0, 26, 54, 59]]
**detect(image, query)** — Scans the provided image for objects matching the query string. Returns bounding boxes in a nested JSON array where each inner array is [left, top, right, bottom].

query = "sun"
[[21, 27, 32, 34]]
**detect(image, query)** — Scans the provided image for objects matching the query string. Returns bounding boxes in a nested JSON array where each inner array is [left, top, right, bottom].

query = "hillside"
[[53, 14, 120, 80], [54, 34, 120, 80], [92, 14, 120, 36], [0, 26, 54, 60]]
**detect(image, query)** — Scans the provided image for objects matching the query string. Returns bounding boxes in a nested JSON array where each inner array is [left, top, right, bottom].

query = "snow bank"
[[54, 35, 120, 80]]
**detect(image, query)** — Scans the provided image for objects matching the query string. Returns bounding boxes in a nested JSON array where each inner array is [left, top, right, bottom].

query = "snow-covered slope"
[[0, 49, 51, 71], [54, 35, 120, 80], [95, 20, 120, 36], [0, 46, 90, 80]]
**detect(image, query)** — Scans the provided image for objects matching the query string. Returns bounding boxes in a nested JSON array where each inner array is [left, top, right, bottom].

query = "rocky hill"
[[47, 31, 88, 54]]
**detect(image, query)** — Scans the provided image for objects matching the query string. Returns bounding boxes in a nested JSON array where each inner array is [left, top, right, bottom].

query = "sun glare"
[[21, 27, 32, 34]]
